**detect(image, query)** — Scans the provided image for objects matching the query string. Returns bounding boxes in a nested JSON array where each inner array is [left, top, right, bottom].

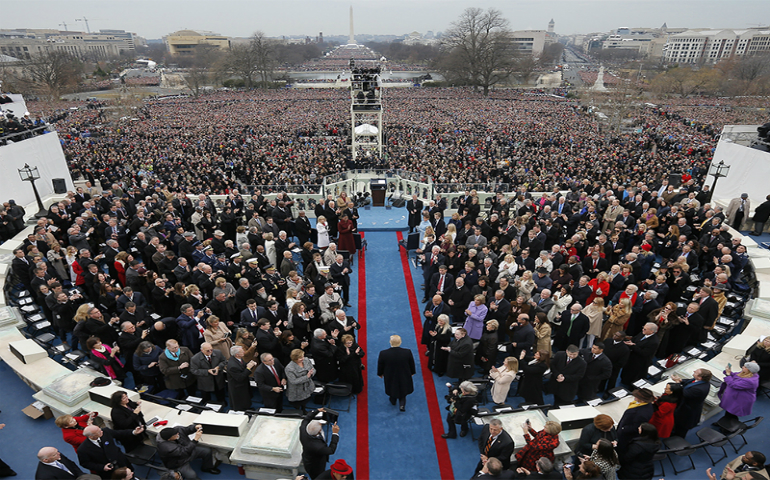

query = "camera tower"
[[349, 60, 383, 160]]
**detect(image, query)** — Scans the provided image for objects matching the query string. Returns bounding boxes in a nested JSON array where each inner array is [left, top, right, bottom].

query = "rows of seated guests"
[[9, 186, 365, 424]]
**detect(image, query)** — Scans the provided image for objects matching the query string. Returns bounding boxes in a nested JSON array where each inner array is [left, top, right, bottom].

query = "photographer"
[[157, 424, 220, 478], [441, 380, 478, 439]]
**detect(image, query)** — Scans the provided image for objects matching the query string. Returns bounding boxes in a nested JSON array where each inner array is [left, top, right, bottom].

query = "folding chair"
[[696, 427, 729, 465], [662, 437, 708, 475], [714, 416, 750, 453], [324, 382, 353, 412]]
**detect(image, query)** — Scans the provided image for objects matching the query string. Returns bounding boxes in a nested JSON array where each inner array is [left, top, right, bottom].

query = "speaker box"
[[52, 178, 67, 194]]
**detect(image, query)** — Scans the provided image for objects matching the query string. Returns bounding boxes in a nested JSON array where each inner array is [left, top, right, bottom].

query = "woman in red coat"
[[515, 420, 562, 471], [55, 412, 96, 452], [649, 383, 683, 438], [336, 213, 357, 258], [586, 272, 610, 305]]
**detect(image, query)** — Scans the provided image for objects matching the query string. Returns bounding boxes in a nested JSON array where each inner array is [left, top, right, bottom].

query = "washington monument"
[[348, 5, 356, 45]]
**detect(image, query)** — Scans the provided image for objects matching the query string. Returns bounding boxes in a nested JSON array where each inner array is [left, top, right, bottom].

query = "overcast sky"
[[2, 0, 768, 39]]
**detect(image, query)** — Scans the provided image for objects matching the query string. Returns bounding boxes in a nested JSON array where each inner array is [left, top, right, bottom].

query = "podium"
[[370, 179, 387, 206]]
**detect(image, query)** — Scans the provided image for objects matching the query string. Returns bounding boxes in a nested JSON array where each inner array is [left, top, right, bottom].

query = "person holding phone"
[[300, 408, 340, 479]]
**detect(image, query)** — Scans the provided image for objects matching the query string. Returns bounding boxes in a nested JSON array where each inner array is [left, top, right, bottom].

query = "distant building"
[[165, 30, 230, 56], [0, 28, 140, 60], [510, 30, 551, 57], [663, 27, 770, 64]]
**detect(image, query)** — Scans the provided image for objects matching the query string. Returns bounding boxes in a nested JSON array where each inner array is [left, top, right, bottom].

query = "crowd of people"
[[0, 85, 768, 479], [22, 87, 767, 197]]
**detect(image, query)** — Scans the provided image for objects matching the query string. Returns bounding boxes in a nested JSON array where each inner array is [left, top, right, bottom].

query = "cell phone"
[[727, 363, 732, 369], [526, 418, 531, 425]]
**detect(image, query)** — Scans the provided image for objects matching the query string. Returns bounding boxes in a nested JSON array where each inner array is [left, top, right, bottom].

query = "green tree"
[[437, 7, 517, 95]]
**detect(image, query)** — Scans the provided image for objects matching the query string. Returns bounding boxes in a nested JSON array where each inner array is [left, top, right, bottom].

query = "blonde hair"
[[74, 304, 91, 323], [390, 335, 402, 347], [55, 415, 74, 428], [544, 421, 562, 435], [504, 357, 519, 372]]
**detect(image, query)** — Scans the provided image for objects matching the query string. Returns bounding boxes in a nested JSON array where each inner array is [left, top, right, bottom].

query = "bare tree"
[[438, 7, 517, 95], [225, 31, 277, 89], [21, 50, 83, 99], [179, 44, 220, 96]]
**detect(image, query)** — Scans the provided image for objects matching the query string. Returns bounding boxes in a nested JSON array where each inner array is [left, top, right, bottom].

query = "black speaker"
[[52, 178, 67, 194]]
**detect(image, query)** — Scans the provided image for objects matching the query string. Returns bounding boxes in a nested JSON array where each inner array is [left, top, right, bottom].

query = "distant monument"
[[590, 66, 608, 92], [348, 5, 357, 45]]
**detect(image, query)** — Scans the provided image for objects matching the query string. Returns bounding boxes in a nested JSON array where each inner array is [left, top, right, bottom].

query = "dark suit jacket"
[[478, 424, 515, 469], [299, 409, 339, 474], [227, 356, 254, 411], [486, 298, 511, 324], [35, 454, 84, 480], [429, 272, 455, 299], [674, 379, 711, 431], [617, 402, 654, 452], [548, 351, 587, 404], [554, 312, 590, 350], [254, 360, 286, 404], [76, 429, 134, 479], [578, 350, 613, 400]]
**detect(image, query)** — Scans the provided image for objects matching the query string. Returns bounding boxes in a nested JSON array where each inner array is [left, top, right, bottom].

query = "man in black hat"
[[156, 424, 220, 478]]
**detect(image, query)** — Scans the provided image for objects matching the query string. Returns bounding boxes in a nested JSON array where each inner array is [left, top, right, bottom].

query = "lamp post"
[[18, 164, 47, 218], [708, 160, 731, 198]]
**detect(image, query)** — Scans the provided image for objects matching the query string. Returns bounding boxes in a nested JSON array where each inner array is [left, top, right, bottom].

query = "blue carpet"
[[364, 231, 443, 479]]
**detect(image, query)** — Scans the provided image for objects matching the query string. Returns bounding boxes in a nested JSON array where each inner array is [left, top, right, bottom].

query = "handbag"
[[665, 353, 681, 369]]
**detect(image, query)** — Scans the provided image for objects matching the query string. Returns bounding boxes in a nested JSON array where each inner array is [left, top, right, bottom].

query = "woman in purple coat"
[[718, 361, 760, 423], [463, 295, 488, 340]]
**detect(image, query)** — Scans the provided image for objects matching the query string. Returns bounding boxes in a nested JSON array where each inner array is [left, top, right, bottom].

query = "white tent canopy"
[[354, 124, 379, 136]]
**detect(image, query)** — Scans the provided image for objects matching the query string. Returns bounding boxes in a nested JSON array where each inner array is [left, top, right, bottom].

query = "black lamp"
[[708, 160, 731, 196], [18, 164, 47, 218]]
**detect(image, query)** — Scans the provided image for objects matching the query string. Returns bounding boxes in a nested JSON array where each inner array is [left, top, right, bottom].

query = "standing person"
[[157, 339, 196, 398], [76, 425, 143, 479], [227, 345, 257, 412], [474, 418, 515, 474], [620, 323, 660, 387], [108, 391, 146, 453], [336, 213, 356, 258], [407, 195, 424, 234], [554, 304, 590, 352], [441, 381, 478, 439], [649, 383, 683, 439], [489, 357, 518, 405], [285, 349, 315, 414], [725, 193, 751, 231], [336, 334, 365, 394], [548, 345, 587, 406], [427, 314, 452, 376], [598, 331, 631, 394], [578, 342, 613, 402], [670, 368, 712, 438], [189, 342, 227, 406], [254, 353, 287, 413], [445, 328, 475, 382], [719, 362, 760, 424], [514, 421, 562, 472], [616, 389, 655, 455], [519, 350, 550, 406], [617, 423, 660, 480], [299, 407, 340, 480], [316, 459, 354, 480], [751, 194, 770, 236], [575, 414, 618, 458], [35, 446, 86, 480], [377, 334, 416, 412]]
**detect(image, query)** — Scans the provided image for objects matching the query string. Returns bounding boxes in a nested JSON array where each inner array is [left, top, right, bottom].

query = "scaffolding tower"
[[349, 62, 383, 160]]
